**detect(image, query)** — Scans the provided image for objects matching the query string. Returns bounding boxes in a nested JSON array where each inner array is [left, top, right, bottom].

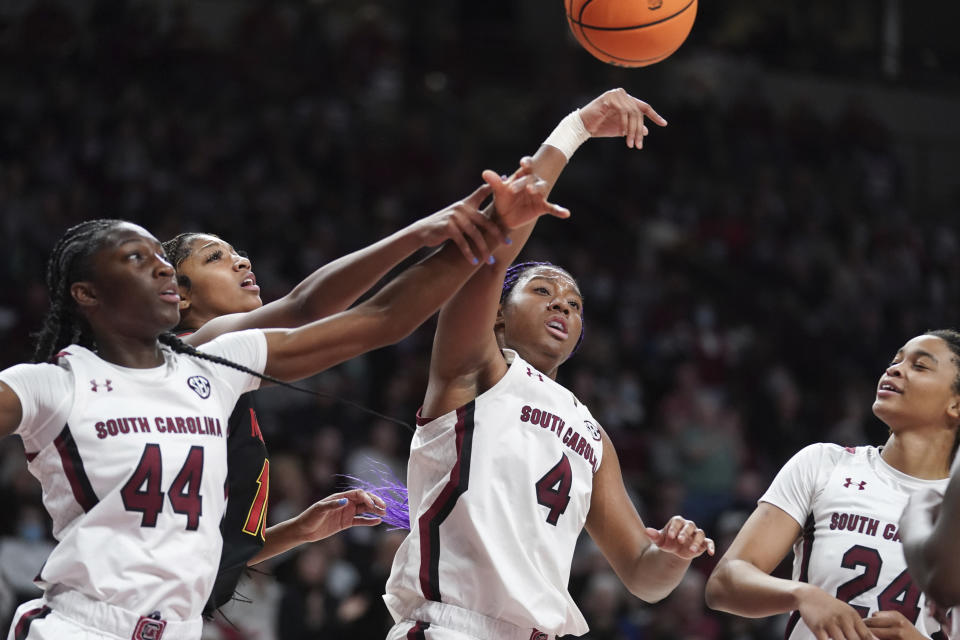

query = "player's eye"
[[204, 249, 223, 263]]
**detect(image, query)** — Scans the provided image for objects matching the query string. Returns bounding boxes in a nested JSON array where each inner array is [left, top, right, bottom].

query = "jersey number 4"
[[835, 544, 921, 623], [535, 454, 573, 526], [120, 444, 204, 530]]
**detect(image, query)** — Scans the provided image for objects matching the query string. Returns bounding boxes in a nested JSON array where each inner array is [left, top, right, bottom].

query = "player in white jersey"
[[899, 331, 960, 640], [706, 331, 960, 640], [160, 180, 524, 617], [0, 172, 567, 639], [384, 89, 715, 640]]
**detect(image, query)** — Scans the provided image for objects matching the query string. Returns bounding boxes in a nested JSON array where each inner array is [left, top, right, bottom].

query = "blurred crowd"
[[2, 2, 959, 639]]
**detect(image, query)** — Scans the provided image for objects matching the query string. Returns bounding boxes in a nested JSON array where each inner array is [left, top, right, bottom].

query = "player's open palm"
[[645, 515, 715, 559], [797, 586, 875, 640], [864, 611, 927, 640], [293, 489, 386, 543], [578, 88, 667, 149], [482, 162, 569, 230]]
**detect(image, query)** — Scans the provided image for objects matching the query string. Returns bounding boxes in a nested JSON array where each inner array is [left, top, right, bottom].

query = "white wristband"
[[542, 109, 590, 161]]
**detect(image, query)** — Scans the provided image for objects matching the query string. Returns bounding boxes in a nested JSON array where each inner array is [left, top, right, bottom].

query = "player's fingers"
[[450, 223, 480, 265], [686, 527, 706, 552], [676, 520, 697, 544], [359, 490, 384, 513], [620, 108, 629, 140], [838, 618, 862, 640], [465, 181, 494, 208], [864, 611, 900, 628], [666, 516, 685, 540], [644, 526, 663, 543], [855, 618, 878, 640], [824, 623, 846, 640], [352, 515, 383, 527], [455, 213, 492, 264], [546, 203, 571, 219], [641, 101, 668, 126], [315, 496, 350, 512], [705, 537, 716, 556], [635, 113, 644, 149], [469, 209, 506, 247], [515, 156, 534, 177]]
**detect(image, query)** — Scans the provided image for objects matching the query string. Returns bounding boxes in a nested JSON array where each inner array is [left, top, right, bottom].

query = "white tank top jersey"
[[761, 443, 949, 640], [0, 330, 266, 622], [384, 349, 603, 638]]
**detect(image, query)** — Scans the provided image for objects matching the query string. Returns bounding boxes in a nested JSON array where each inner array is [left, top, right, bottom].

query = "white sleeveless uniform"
[[761, 443, 947, 640], [384, 349, 603, 640], [1, 330, 266, 640]]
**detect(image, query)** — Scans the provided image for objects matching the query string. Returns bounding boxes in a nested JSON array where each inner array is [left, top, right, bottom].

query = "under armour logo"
[[529, 631, 548, 640], [90, 379, 113, 392], [843, 478, 867, 490], [526, 367, 544, 381]]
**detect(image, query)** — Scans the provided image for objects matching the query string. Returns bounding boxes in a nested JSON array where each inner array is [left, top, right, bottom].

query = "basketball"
[[566, 0, 697, 67]]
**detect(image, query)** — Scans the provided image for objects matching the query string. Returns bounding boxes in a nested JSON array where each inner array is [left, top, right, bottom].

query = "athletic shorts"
[[385, 600, 555, 640], [7, 591, 202, 640]]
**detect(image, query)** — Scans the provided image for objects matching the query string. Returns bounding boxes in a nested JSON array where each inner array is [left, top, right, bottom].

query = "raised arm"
[[258, 171, 568, 382], [901, 475, 960, 607], [705, 503, 873, 640], [586, 429, 713, 602], [185, 200, 508, 347], [423, 89, 666, 416]]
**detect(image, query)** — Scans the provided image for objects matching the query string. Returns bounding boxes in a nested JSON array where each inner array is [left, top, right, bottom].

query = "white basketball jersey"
[[1, 332, 264, 621], [761, 444, 947, 639], [384, 349, 603, 638]]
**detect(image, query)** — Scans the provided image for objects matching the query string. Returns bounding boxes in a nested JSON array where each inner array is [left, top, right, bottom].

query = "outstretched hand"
[[412, 183, 507, 265], [579, 87, 667, 149], [645, 515, 715, 559], [292, 489, 386, 543], [481, 159, 570, 231]]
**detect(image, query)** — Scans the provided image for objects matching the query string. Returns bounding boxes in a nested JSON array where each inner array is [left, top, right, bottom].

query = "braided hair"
[[924, 329, 960, 464], [33, 219, 125, 363], [162, 232, 208, 293], [500, 261, 585, 359]]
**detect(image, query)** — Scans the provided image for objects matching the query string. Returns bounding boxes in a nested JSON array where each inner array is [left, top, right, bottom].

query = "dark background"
[[1, 1, 959, 638]]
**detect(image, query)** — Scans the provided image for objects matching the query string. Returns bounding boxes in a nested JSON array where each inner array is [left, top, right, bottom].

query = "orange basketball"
[[566, 0, 697, 67]]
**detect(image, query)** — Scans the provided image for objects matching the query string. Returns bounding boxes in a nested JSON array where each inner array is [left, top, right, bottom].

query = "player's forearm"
[[622, 543, 692, 602], [281, 227, 426, 324], [264, 234, 496, 381], [908, 530, 960, 606], [705, 558, 805, 617], [248, 519, 304, 565]]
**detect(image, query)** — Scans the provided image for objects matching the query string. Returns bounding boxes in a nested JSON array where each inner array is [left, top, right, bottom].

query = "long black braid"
[[33, 219, 124, 363], [924, 329, 960, 464], [158, 332, 412, 431], [501, 261, 586, 358]]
